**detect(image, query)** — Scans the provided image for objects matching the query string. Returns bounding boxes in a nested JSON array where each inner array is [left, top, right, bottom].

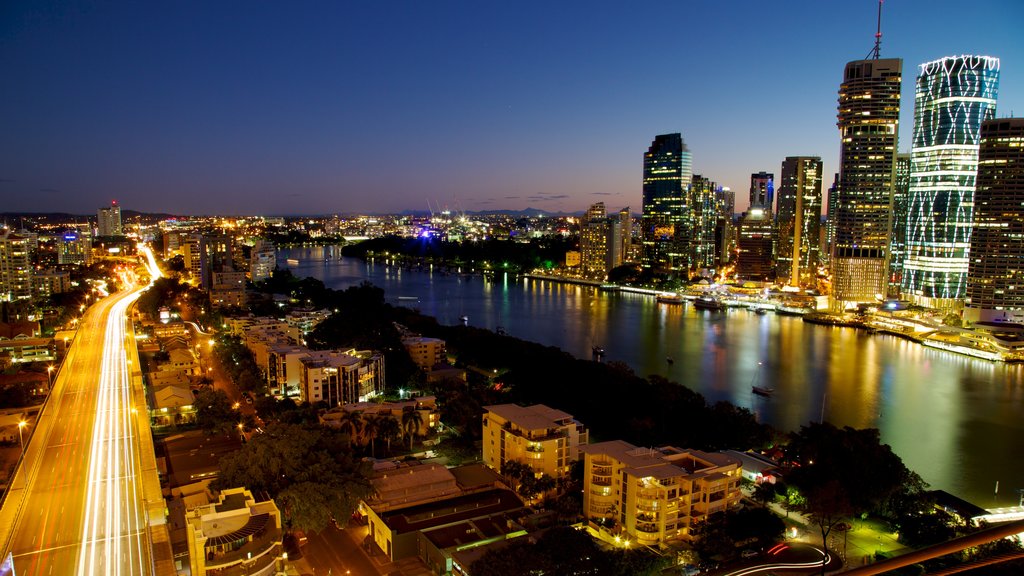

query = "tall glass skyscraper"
[[775, 157, 823, 287], [833, 57, 902, 305], [902, 55, 1000, 308], [886, 153, 911, 297], [689, 175, 718, 271], [965, 118, 1024, 323], [642, 133, 692, 275]]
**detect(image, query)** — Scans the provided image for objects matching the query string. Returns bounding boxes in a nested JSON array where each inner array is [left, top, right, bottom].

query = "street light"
[[237, 423, 245, 442], [47, 365, 54, 388], [17, 420, 27, 454]]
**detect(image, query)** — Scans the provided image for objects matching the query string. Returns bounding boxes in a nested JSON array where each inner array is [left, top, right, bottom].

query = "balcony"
[[635, 521, 660, 534], [592, 464, 613, 476], [591, 477, 612, 487]]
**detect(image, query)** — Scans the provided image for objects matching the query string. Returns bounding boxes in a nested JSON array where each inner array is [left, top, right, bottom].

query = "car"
[[741, 549, 758, 559]]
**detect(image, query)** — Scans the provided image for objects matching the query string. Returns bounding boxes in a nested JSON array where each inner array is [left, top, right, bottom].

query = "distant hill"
[[398, 207, 583, 218]]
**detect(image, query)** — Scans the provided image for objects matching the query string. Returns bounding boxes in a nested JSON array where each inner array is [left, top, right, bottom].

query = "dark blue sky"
[[2, 1, 1022, 216]]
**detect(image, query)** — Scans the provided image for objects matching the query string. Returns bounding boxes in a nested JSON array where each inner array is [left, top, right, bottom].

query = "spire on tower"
[[869, 0, 883, 59]]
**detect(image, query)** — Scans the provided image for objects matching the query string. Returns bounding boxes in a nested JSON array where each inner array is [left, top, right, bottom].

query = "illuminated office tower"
[[735, 208, 774, 282], [902, 55, 999, 309], [617, 207, 635, 263], [642, 133, 692, 275], [580, 202, 610, 280], [97, 201, 123, 237], [749, 172, 774, 210], [965, 118, 1024, 323], [833, 57, 902, 305], [715, 187, 735, 266], [823, 173, 838, 264], [887, 154, 911, 296], [775, 157, 823, 286], [690, 175, 718, 271]]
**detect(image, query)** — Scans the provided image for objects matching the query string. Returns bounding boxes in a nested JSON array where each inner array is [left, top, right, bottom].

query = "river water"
[[282, 246, 1024, 507]]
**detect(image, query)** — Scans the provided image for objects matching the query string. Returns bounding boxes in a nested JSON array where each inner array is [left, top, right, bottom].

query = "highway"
[[0, 250, 162, 575]]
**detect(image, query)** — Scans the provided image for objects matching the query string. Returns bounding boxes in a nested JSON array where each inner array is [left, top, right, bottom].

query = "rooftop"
[[484, 403, 574, 431]]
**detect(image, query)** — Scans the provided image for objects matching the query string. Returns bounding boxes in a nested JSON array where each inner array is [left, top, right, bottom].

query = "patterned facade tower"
[[965, 118, 1024, 323], [902, 55, 1000, 309], [642, 134, 693, 275], [833, 58, 901, 306]]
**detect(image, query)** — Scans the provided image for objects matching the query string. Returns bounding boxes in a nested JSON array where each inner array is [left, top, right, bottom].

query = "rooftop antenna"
[[868, 0, 883, 59]]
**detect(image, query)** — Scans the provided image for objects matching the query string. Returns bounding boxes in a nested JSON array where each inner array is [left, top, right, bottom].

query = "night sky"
[[2, 1, 1023, 216]]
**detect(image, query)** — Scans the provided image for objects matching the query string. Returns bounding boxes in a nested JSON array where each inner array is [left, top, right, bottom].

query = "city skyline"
[[2, 1, 1023, 216]]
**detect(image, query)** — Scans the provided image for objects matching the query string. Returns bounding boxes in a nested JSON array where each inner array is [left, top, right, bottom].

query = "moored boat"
[[657, 293, 685, 305], [693, 295, 725, 311], [752, 385, 774, 397]]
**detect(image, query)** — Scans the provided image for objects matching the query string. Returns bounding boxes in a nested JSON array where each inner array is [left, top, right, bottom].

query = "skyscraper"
[[0, 228, 33, 302], [581, 202, 610, 280], [887, 153, 911, 297], [775, 157, 823, 287], [97, 201, 123, 237], [823, 173, 839, 266], [965, 118, 1024, 323], [749, 172, 774, 210], [642, 133, 692, 275], [736, 208, 774, 282], [690, 175, 718, 271], [902, 55, 1000, 309], [833, 57, 902, 305]]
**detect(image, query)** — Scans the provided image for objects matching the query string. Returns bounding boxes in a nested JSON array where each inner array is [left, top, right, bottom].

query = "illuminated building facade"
[[97, 201, 123, 237], [642, 133, 693, 275], [715, 187, 735, 267], [735, 208, 774, 282], [689, 175, 718, 271], [775, 157, 823, 286], [965, 118, 1024, 323], [581, 202, 610, 279], [903, 55, 1000, 309], [58, 227, 93, 266], [833, 57, 902, 305], [887, 153, 911, 296], [250, 239, 276, 282], [581, 440, 741, 545], [749, 172, 774, 210], [482, 404, 588, 481], [824, 173, 838, 265], [0, 229, 33, 302]]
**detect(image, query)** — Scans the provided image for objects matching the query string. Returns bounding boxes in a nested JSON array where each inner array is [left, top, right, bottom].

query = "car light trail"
[[722, 545, 830, 576], [75, 289, 147, 576]]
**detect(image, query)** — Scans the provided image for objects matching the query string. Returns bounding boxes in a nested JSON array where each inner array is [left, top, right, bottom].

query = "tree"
[[401, 407, 425, 450], [362, 413, 381, 457], [337, 410, 363, 449], [376, 413, 402, 455], [194, 388, 238, 435]]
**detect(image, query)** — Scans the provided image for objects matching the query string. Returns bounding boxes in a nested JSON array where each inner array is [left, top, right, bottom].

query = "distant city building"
[[775, 157, 823, 287], [482, 403, 588, 481], [617, 207, 634, 264], [250, 239, 276, 283], [715, 187, 735, 267], [580, 202, 610, 279], [0, 229, 33, 302], [833, 57, 902, 305], [965, 118, 1024, 323], [33, 269, 71, 299], [903, 55, 1000, 309], [887, 153, 911, 296], [209, 270, 247, 309], [57, 227, 93, 266], [824, 173, 839, 264], [181, 233, 208, 287], [581, 440, 742, 545], [97, 201, 123, 237], [749, 172, 774, 210], [642, 133, 693, 275], [735, 208, 774, 282], [690, 175, 718, 272]]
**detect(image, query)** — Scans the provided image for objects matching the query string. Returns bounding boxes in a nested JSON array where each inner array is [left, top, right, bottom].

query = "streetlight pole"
[[47, 365, 54, 390], [18, 421, 27, 454]]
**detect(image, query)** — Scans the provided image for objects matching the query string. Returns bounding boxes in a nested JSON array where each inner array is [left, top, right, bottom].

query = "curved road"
[[0, 276, 153, 573]]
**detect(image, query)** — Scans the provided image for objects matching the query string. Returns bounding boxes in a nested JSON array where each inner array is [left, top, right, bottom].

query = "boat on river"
[[752, 385, 774, 397], [657, 293, 685, 305], [693, 295, 725, 311]]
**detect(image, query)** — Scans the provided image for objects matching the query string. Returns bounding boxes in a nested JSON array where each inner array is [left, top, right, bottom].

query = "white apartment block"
[[401, 336, 447, 370], [581, 440, 742, 546], [299, 349, 385, 405], [482, 404, 588, 481]]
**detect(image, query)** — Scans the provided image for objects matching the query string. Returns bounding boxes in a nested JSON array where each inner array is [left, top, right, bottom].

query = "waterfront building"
[[402, 336, 447, 370], [833, 57, 902, 305], [482, 403, 588, 481], [690, 175, 718, 272], [887, 153, 911, 297], [642, 133, 693, 275], [184, 487, 286, 576], [617, 207, 634, 263], [965, 118, 1024, 323], [250, 239, 276, 282], [581, 202, 610, 280], [735, 208, 774, 282], [903, 55, 1000, 309], [824, 173, 838, 265], [581, 440, 742, 545], [298, 348, 385, 405], [97, 201, 123, 237], [0, 229, 33, 302], [775, 157, 823, 286], [749, 172, 774, 211], [715, 187, 735, 267]]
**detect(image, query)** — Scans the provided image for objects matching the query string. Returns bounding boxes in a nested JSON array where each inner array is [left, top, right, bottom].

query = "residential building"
[[181, 233, 208, 287], [581, 440, 742, 545], [299, 349, 385, 405], [322, 396, 439, 443], [33, 270, 71, 299], [184, 487, 286, 576], [97, 201, 123, 237], [481, 404, 588, 481], [888, 153, 911, 296], [775, 157, 823, 286], [833, 57, 902, 306], [402, 336, 447, 370], [209, 270, 247, 309], [580, 202, 610, 280], [965, 118, 1024, 323], [57, 228, 93, 266], [903, 55, 1000, 309], [0, 229, 33, 302], [642, 133, 693, 275], [250, 239, 276, 282]]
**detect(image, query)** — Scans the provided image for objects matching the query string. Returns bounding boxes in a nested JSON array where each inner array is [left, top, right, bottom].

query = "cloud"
[[504, 196, 520, 199], [593, 192, 616, 196], [549, 194, 569, 199], [527, 195, 550, 201]]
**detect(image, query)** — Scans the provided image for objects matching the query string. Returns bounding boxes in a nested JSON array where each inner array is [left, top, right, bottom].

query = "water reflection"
[[282, 247, 1024, 506]]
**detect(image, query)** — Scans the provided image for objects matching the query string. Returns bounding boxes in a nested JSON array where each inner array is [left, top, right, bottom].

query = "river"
[[281, 246, 1024, 507]]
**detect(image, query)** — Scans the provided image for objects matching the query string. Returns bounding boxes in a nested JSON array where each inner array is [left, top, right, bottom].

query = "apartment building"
[[184, 488, 286, 576], [401, 336, 447, 370], [580, 440, 741, 546], [482, 404, 588, 481], [299, 348, 385, 405]]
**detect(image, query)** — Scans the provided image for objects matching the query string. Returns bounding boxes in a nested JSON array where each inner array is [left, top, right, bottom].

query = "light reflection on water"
[[282, 247, 1024, 506]]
